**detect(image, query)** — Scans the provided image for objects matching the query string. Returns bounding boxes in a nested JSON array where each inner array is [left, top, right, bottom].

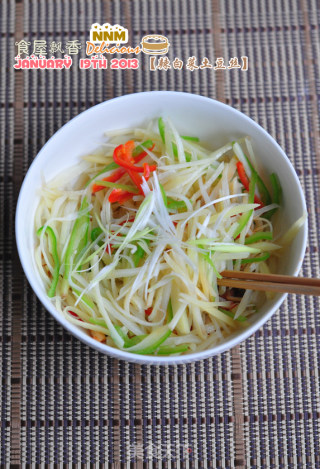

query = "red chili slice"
[[108, 189, 134, 204], [113, 140, 145, 172], [106, 141, 157, 203], [68, 310, 83, 322], [145, 307, 152, 316], [93, 143, 155, 194], [92, 167, 126, 193], [236, 161, 264, 207]]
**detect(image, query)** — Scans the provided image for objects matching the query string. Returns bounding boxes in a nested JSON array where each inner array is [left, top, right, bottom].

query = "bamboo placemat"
[[1, 0, 320, 466]]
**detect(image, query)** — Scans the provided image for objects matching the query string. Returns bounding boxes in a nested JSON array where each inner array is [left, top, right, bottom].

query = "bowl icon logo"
[[141, 35, 170, 55]]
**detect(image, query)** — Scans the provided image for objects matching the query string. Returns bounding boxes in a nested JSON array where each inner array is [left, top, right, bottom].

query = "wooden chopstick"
[[217, 270, 320, 296], [221, 270, 320, 287]]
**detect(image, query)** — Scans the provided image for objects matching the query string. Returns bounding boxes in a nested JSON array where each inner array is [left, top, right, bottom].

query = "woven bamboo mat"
[[1, 0, 320, 466]]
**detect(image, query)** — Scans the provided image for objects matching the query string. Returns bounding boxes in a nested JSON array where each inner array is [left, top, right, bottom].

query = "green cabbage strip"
[[245, 231, 273, 244], [233, 171, 257, 239], [61, 197, 90, 296], [85, 140, 154, 187], [218, 307, 248, 323], [244, 154, 272, 205], [264, 173, 282, 219], [241, 252, 270, 264], [37, 226, 60, 297], [157, 344, 189, 355]]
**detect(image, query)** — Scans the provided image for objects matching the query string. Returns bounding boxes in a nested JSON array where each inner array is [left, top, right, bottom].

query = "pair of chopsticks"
[[217, 270, 320, 296]]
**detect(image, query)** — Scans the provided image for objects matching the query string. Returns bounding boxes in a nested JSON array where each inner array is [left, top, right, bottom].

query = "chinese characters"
[[150, 56, 248, 71], [15, 39, 82, 56]]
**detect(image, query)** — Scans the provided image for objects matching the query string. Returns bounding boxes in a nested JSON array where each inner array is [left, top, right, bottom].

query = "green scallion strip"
[[233, 219, 250, 240], [113, 325, 147, 348], [157, 344, 189, 355], [270, 173, 282, 202], [172, 142, 192, 162], [218, 307, 248, 323], [201, 252, 222, 279], [37, 226, 60, 298], [133, 244, 145, 267], [245, 231, 273, 244], [73, 288, 96, 310], [185, 152, 192, 163], [61, 197, 90, 296], [85, 162, 118, 188], [158, 118, 192, 161], [158, 117, 166, 143], [244, 155, 272, 205], [91, 227, 103, 242], [159, 182, 168, 207], [160, 188, 189, 211], [233, 171, 257, 239], [248, 170, 257, 203], [241, 252, 271, 264], [265, 172, 282, 219], [182, 136, 199, 142], [167, 197, 187, 210], [125, 335, 148, 347], [132, 139, 153, 157], [133, 238, 151, 267], [113, 324, 127, 341], [89, 317, 106, 326], [94, 180, 139, 193], [167, 298, 173, 322], [131, 329, 172, 355], [190, 240, 260, 253]]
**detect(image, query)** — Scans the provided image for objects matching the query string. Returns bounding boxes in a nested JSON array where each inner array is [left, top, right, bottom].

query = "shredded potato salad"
[[34, 117, 305, 355]]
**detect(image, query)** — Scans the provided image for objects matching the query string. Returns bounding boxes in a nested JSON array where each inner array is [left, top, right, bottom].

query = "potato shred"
[[34, 117, 305, 355]]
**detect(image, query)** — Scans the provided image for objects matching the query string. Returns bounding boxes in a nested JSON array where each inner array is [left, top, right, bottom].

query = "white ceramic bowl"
[[16, 91, 307, 364]]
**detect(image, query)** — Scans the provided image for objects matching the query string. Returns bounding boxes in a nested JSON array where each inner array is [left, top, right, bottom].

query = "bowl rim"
[[15, 91, 308, 364]]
